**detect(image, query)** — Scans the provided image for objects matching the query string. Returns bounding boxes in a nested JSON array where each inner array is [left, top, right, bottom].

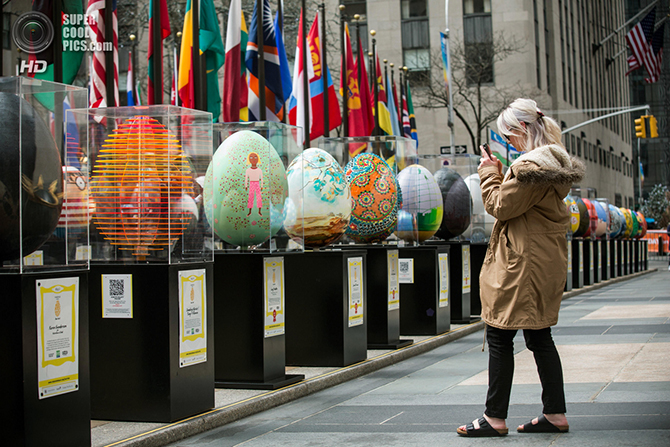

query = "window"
[[571, 135, 576, 155], [615, 193, 622, 207], [2, 14, 9, 50], [544, 0, 551, 94], [576, 137, 581, 157], [402, 0, 430, 85], [463, 1, 493, 85], [534, 0, 541, 88]]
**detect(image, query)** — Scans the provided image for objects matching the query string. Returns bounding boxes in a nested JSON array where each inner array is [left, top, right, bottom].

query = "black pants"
[[484, 325, 567, 419]]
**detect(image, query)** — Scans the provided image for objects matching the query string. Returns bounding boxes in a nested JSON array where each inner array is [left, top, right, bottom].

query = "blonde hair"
[[247, 152, 260, 164], [496, 98, 564, 152]]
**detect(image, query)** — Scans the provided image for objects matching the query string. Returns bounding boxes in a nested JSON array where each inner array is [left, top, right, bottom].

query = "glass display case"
[[0, 76, 89, 274], [67, 105, 214, 264], [317, 135, 416, 245], [210, 121, 303, 252], [417, 154, 479, 242]]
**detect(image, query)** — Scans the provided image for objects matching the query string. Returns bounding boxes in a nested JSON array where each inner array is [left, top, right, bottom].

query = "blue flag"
[[274, 11, 292, 103]]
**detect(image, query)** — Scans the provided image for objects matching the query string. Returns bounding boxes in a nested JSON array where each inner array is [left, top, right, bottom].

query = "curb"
[[104, 268, 656, 447]]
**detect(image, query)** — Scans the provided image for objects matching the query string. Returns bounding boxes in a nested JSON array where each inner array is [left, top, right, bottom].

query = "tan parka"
[[478, 144, 585, 330]]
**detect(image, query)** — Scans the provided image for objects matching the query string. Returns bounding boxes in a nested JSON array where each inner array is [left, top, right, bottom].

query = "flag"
[[340, 23, 368, 155], [401, 82, 411, 138], [385, 71, 401, 136], [239, 12, 249, 120], [246, 0, 284, 122], [179, 0, 225, 118], [288, 9, 313, 143], [171, 46, 178, 105], [440, 31, 451, 98], [306, 12, 341, 138], [374, 55, 393, 136], [28, 0, 85, 110], [627, 54, 641, 74], [356, 36, 374, 135], [406, 82, 418, 146], [489, 129, 521, 166], [148, 0, 171, 104], [625, 7, 657, 82], [223, 0, 243, 121], [646, 23, 665, 83], [87, 0, 120, 109], [135, 82, 143, 106], [126, 51, 135, 106], [274, 11, 292, 104]]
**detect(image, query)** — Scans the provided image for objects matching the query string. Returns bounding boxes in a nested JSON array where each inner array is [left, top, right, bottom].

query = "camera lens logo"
[[12, 12, 54, 54]]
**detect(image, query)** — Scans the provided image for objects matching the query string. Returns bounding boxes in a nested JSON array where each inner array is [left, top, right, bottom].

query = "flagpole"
[[354, 15, 362, 87], [371, 30, 379, 136], [399, 69, 404, 134], [301, 0, 310, 146], [192, 0, 203, 111], [104, 0, 115, 106], [257, 0, 266, 120], [368, 52, 374, 94], [151, 0, 163, 104], [339, 4, 348, 137], [278, 0, 287, 123], [320, 3, 329, 137], [52, 0, 63, 83]]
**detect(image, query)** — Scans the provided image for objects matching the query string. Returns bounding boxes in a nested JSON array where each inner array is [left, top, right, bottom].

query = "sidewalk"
[[92, 262, 667, 447]]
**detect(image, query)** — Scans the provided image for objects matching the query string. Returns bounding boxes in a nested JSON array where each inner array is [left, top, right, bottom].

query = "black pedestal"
[[470, 243, 488, 316], [565, 236, 573, 291], [398, 245, 451, 335], [593, 240, 600, 283], [348, 245, 412, 350], [2, 270, 90, 447], [284, 250, 368, 367], [609, 240, 617, 278], [89, 263, 214, 422], [633, 240, 641, 272], [622, 240, 630, 275], [571, 239, 584, 289], [643, 241, 648, 270], [212, 253, 304, 390], [600, 239, 611, 281], [615, 240, 626, 276], [583, 239, 595, 285], [446, 241, 473, 323]]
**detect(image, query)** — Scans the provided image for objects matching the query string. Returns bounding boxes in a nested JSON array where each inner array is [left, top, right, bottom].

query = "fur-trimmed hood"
[[510, 144, 585, 186]]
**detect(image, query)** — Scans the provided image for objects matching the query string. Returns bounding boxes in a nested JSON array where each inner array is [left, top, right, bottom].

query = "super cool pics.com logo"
[[13, 12, 112, 74]]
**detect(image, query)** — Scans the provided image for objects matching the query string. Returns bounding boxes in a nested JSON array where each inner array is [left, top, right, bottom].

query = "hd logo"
[[19, 59, 48, 74]]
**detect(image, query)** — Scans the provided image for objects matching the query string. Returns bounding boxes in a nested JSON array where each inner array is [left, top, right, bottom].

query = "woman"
[[245, 152, 263, 217], [457, 99, 585, 437]]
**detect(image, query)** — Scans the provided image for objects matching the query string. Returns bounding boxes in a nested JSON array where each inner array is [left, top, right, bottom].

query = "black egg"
[[0, 92, 63, 261], [434, 167, 471, 239]]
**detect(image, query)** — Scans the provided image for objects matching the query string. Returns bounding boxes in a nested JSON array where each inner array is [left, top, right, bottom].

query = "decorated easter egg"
[[284, 148, 351, 248], [635, 211, 647, 238], [593, 200, 609, 238], [204, 130, 288, 247], [574, 197, 588, 237], [581, 199, 598, 238], [434, 167, 471, 240], [608, 204, 623, 239], [564, 194, 580, 235], [629, 209, 640, 238], [621, 208, 634, 238], [0, 92, 63, 261], [463, 173, 495, 241], [344, 153, 400, 243], [395, 164, 443, 242]]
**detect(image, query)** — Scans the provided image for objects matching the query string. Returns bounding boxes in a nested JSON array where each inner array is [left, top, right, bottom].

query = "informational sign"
[[606, 242, 610, 268], [35, 277, 79, 399], [462, 246, 471, 294], [398, 258, 414, 283], [263, 257, 285, 338], [579, 242, 584, 272], [567, 241, 572, 273], [75, 245, 91, 261], [178, 269, 207, 367], [438, 253, 449, 308], [348, 257, 364, 327], [24, 250, 44, 266], [590, 241, 594, 271], [387, 250, 400, 311], [102, 274, 133, 318]]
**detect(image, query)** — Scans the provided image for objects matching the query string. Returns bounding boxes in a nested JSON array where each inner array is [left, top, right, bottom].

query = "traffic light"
[[648, 115, 658, 138], [634, 116, 647, 138]]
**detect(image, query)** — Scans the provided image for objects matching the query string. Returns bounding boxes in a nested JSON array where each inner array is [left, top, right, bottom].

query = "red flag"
[[392, 76, 400, 128], [340, 24, 367, 155], [87, 0, 119, 110], [306, 12, 341, 138], [356, 37, 374, 135], [147, 0, 171, 104]]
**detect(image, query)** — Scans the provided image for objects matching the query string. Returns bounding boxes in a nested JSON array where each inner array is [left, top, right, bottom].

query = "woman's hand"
[[479, 145, 503, 174]]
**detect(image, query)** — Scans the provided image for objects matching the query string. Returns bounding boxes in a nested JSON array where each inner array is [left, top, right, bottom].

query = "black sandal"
[[517, 414, 569, 433], [457, 417, 508, 437]]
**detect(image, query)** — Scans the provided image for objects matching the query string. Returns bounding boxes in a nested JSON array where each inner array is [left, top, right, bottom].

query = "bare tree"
[[415, 32, 538, 154]]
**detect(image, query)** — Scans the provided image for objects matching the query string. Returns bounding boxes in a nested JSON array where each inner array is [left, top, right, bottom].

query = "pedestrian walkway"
[[93, 261, 668, 447]]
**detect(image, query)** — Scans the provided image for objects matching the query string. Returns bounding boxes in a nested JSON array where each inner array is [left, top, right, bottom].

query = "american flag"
[[87, 0, 119, 110], [646, 23, 665, 83], [625, 7, 656, 82]]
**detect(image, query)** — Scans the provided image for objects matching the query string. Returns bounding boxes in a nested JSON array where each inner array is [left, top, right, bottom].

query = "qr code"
[[109, 279, 124, 298], [399, 262, 409, 274]]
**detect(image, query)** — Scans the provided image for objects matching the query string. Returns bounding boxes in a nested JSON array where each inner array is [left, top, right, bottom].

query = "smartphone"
[[482, 143, 492, 157]]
